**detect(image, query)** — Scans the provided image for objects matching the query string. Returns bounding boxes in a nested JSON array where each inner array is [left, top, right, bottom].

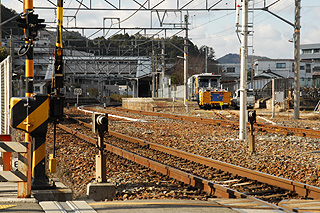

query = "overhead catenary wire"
[[67, 0, 83, 25], [102, 0, 150, 38], [188, 0, 292, 41], [64, 0, 73, 15]]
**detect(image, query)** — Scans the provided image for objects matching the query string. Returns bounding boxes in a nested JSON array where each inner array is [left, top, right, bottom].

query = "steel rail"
[[213, 111, 228, 120], [64, 114, 320, 200], [109, 131, 320, 199], [57, 123, 291, 212], [104, 107, 320, 139]]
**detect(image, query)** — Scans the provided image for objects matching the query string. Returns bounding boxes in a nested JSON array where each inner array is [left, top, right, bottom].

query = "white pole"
[[77, 94, 79, 106], [184, 15, 189, 108], [239, 0, 248, 140], [272, 78, 275, 118], [205, 46, 208, 73], [294, 0, 301, 120], [137, 78, 139, 98], [162, 40, 165, 98]]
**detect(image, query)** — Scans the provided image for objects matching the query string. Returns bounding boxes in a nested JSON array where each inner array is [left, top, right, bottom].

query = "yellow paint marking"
[[88, 202, 221, 207], [0, 204, 16, 209], [17, 98, 49, 132], [33, 143, 46, 167]]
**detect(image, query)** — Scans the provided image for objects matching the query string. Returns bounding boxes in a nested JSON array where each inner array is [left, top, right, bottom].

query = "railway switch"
[[248, 110, 256, 153]]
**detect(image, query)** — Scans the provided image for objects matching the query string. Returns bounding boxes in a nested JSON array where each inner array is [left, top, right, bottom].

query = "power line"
[[64, 0, 73, 15], [67, 0, 83, 24], [191, 12, 234, 30], [101, 0, 150, 38], [114, 0, 150, 25]]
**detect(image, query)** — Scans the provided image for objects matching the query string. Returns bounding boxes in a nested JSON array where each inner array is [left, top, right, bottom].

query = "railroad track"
[[59, 112, 320, 212], [102, 107, 320, 139], [212, 111, 229, 120]]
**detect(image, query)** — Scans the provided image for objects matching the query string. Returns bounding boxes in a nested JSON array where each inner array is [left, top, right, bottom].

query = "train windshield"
[[199, 79, 209, 87], [211, 79, 218, 87], [247, 91, 254, 96]]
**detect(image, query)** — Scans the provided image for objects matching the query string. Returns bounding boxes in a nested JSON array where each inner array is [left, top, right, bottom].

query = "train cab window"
[[199, 79, 209, 87], [247, 90, 254, 96], [211, 79, 218, 87]]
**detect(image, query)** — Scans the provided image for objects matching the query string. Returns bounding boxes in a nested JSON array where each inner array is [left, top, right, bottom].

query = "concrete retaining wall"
[[122, 98, 156, 111], [122, 98, 187, 112]]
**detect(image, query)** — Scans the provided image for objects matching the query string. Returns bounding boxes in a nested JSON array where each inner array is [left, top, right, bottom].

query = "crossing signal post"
[[11, 0, 53, 191], [12, 0, 65, 189], [10, 95, 51, 189], [49, 0, 65, 175]]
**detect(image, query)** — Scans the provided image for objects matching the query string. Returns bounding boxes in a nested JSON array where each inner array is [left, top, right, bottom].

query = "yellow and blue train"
[[188, 73, 231, 109]]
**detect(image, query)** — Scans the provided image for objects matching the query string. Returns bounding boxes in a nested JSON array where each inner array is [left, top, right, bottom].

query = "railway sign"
[[74, 88, 82, 95]]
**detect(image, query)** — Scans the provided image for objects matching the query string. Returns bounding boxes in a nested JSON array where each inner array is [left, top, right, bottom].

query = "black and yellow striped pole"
[[18, 0, 50, 189], [49, 0, 64, 173], [23, 0, 33, 197], [52, 0, 64, 97]]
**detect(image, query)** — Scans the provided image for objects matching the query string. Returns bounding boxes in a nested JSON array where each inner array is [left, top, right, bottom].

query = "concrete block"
[[32, 179, 73, 201], [87, 182, 116, 201]]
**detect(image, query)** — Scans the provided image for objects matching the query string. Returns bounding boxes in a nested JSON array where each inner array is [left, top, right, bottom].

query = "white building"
[[253, 59, 313, 87], [220, 63, 241, 81], [301, 43, 320, 87]]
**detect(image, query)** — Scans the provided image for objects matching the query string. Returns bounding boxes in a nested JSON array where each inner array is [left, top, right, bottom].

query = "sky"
[[2, 0, 320, 60]]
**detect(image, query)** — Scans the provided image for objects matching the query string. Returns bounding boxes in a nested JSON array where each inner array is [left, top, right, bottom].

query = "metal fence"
[[158, 77, 319, 101], [0, 56, 12, 134], [223, 78, 294, 99]]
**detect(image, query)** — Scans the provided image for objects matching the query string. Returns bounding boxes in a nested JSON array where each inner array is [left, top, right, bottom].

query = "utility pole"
[[152, 40, 155, 98], [9, 35, 14, 58], [14, 0, 47, 193], [23, 0, 34, 195], [239, 0, 249, 140], [263, 1, 301, 120], [161, 39, 165, 98], [0, 0, 2, 45], [155, 53, 158, 98], [294, 0, 301, 120], [49, 0, 65, 177], [271, 78, 275, 118], [205, 46, 208, 73], [184, 15, 188, 108]]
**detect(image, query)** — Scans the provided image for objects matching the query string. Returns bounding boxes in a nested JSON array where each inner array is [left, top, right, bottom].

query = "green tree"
[[0, 46, 8, 62]]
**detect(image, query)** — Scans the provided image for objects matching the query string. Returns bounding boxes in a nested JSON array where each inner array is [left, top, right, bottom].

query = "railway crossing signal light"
[[52, 49, 64, 90], [16, 16, 27, 29], [16, 12, 46, 40]]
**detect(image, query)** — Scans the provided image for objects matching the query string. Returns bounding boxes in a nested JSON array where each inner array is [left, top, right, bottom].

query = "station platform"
[[0, 198, 284, 213], [0, 181, 320, 212]]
